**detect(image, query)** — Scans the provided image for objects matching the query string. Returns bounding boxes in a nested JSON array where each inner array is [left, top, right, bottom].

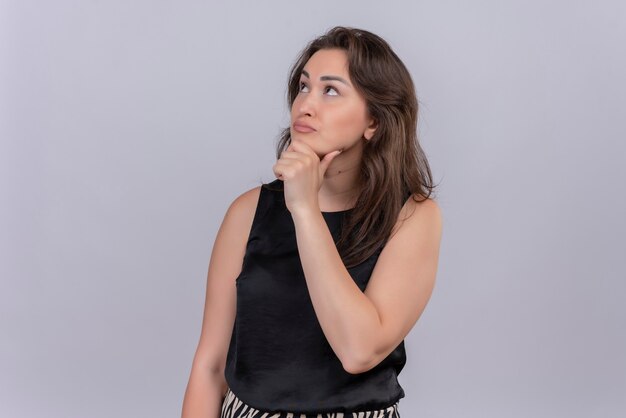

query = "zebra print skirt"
[[221, 387, 401, 418]]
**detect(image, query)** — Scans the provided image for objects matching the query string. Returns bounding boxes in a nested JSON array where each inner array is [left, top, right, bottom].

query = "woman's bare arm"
[[181, 186, 261, 418], [291, 196, 442, 374]]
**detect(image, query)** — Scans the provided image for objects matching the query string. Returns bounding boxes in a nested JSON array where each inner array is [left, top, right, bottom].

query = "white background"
[[1, 1, 625, 417]]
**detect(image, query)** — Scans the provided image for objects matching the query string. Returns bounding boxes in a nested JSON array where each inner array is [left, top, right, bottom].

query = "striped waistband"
[[221, 388, 401, 418]]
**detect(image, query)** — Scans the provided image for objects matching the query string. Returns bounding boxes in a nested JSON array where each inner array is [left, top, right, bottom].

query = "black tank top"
[[224, 179, 406, 414]]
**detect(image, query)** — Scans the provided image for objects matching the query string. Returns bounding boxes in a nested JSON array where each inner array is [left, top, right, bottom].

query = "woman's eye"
[[325, 86, 339, 96], [299, 82, 309, 92]]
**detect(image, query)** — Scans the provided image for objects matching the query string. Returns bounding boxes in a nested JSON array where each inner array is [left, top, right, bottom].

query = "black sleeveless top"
[[224, 179, 406, 414]]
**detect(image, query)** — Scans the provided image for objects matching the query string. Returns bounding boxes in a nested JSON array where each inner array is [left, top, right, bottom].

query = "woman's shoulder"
[[225, 179, 282, 221], [227, 184, 263, 219], [406, 193, 441, 213], [393, 193, 442, 231], [382, 194, 443, 258]]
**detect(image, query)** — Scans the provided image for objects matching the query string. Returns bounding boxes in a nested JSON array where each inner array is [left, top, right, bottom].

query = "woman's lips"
[[293, 123, 316, 133]]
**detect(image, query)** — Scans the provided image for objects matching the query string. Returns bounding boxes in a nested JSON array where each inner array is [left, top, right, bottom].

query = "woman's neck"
[[318, 150, 362, 211]]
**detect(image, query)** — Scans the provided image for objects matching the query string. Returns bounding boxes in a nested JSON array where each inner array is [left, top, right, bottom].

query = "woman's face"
[[290, 48, 376, 158]]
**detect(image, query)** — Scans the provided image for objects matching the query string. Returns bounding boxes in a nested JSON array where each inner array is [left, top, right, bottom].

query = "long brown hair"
[[269, 26, 438, 268]]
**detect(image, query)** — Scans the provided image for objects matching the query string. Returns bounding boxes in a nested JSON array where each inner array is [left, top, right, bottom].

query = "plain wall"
[[1, 1, 624, 417]]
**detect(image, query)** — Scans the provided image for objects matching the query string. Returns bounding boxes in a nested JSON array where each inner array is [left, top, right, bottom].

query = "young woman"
[[182, 26, 442, 418]]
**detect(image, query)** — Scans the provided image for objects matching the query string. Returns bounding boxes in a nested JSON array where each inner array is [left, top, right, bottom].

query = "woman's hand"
[[272, 138, 342, 215]]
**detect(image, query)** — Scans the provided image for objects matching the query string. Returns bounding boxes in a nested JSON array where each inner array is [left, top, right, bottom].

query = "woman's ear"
[[363, 117, 378, 140]]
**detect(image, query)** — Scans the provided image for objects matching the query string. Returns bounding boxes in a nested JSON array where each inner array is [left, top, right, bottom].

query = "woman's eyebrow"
[[301, 70, 351, 87], [321, 75, 351, 86]]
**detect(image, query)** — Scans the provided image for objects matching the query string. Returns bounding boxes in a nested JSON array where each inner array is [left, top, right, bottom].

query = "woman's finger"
[[279, 151, 302, 160], [273, 160, 299, 178]]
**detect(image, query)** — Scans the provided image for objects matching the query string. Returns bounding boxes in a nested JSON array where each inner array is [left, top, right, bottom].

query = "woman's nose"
[[296, 92, 316, 117]]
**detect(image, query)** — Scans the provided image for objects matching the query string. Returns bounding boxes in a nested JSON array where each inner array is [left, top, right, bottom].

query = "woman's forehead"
[[302, 49, 349, 77]]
